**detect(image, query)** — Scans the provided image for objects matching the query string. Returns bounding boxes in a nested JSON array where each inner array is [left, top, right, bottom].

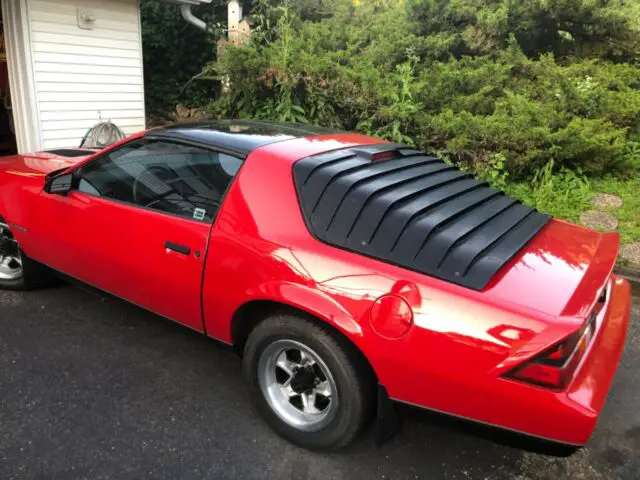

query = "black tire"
[[0, 273, 26, 290], [0, 249, 52, 291], [0, 218, 51, 290], [243, 313, 376, 451]]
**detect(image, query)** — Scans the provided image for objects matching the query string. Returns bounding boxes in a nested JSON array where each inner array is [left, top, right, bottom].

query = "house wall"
[[26, 0, 145, 150]]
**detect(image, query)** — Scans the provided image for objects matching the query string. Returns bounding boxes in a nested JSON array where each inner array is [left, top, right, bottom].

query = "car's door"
[[28, 138, 243, 331]]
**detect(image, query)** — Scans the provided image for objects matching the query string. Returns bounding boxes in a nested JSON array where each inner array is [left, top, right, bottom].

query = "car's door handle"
[[165, 241, 190, 255]]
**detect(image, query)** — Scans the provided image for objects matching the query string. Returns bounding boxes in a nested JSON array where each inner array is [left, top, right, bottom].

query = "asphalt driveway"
[[0, 284, 638, 480]]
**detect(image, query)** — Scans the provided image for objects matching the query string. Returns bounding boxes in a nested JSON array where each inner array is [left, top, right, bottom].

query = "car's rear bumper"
[[384, 275, 631, 447], [485, 274, 631, 446], [559, 275, 631, 444]]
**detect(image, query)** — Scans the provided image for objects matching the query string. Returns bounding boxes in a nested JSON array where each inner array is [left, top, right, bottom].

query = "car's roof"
[[147, 120, 342, 156]]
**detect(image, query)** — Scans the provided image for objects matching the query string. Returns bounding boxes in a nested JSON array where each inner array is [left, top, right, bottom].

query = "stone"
[[590, 193, 623, 209], [579, 210, 618, 231], [620, 243, 640, 267]]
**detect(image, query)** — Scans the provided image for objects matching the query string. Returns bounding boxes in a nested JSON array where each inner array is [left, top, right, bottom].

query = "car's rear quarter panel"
[[202, 134, 388, 343], [201, 135, 570, 436]]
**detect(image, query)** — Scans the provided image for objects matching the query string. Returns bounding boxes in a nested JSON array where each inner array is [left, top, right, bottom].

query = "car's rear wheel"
[[243, 313, 375, 451], [0, 219, 49, 290]]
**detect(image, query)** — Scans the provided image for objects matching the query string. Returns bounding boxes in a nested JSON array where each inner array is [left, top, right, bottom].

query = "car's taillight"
[[506, 313, 597, 390]]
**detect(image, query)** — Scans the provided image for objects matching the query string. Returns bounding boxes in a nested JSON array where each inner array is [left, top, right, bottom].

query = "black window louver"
[[293, 144, 550, 290]]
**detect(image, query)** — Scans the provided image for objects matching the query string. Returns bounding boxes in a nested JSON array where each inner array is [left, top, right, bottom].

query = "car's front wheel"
[[243, 313, 375, 451], [0, 218, 49, 290]]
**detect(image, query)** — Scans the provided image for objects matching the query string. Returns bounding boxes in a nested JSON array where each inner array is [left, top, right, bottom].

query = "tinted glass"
[[77, 140, 243, 223], [157, 120, 343, 154]]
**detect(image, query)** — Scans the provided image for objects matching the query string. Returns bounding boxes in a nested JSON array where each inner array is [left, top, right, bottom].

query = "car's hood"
[[485, 218, 618, 321], [0, 150, 95, 178]]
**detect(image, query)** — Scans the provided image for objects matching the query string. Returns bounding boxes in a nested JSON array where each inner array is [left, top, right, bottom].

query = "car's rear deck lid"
[[293, 144, 550, 290]]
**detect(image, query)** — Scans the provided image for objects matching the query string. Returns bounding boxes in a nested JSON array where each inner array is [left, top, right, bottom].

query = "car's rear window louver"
[[293, 144, 550, 290]]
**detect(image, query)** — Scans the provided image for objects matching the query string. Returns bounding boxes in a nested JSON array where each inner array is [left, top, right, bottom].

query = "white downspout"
[[2, 0, 41, 153], [179, 4, 207, 31]]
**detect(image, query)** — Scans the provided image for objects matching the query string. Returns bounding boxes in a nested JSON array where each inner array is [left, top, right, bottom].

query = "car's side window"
[[76, 139, 243, 223]]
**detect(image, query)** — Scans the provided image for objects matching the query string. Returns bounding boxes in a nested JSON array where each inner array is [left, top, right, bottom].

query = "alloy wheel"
[[257, 339, 339, 432], [0, 221, 23, 281]]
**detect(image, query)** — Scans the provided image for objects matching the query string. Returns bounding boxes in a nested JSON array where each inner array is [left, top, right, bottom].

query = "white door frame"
[[2, 0, 41, 153]]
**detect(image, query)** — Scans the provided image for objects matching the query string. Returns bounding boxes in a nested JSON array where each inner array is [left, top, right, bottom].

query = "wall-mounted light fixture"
[[77, 8, 96, 30]]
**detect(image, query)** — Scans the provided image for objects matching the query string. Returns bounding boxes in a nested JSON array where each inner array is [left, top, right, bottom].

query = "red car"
[[0, 121, 631, 451]]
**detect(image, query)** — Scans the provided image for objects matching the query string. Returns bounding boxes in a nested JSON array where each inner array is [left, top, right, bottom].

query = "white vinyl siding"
[[27, 0, 145, 150]]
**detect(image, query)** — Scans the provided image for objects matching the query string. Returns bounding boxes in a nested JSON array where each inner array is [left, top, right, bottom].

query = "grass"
[[491, 161, 640, 265], [590, 176, 640, 246]]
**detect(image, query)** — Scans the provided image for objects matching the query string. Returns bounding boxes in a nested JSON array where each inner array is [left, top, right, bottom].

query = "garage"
[[0, 0, 146, 155]]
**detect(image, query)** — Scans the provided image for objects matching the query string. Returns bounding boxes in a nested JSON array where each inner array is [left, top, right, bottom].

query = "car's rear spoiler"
[[561, 232, 620, 318]]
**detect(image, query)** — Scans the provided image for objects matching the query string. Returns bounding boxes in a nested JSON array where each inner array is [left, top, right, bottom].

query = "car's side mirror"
[[45, 173, 74, 195]]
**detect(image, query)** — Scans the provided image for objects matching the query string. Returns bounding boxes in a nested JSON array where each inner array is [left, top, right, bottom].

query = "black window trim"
[[70, 135, 246, 226], [143, 133, 249, 160]]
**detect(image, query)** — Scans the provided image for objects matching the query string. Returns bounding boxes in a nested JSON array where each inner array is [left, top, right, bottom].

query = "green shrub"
[[206, 0, 640, 177], [407, 0, 639, 61], [140, 0, 227, 120], [504, 160, 592, 222]]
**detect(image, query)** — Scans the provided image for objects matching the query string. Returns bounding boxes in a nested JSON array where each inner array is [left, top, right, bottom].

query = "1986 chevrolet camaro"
[[0, 121, 631, 451]]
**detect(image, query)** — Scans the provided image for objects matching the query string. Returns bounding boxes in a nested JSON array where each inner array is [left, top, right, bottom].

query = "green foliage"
[[476, 153, 510, 191], [359, 50, 422, 144], [504, 160, 592, 222], [502, 171, 640, 247], [478, 156, 640, 246], [407, 0, 640, 61], [140, 0, 226, 121], [591, 176, 640, 245], [207, 0, 640, 177]]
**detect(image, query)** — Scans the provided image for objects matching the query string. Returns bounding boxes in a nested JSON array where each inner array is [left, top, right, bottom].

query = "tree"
[[140, 0, 226, 120], [407, 0, 639, 60]]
